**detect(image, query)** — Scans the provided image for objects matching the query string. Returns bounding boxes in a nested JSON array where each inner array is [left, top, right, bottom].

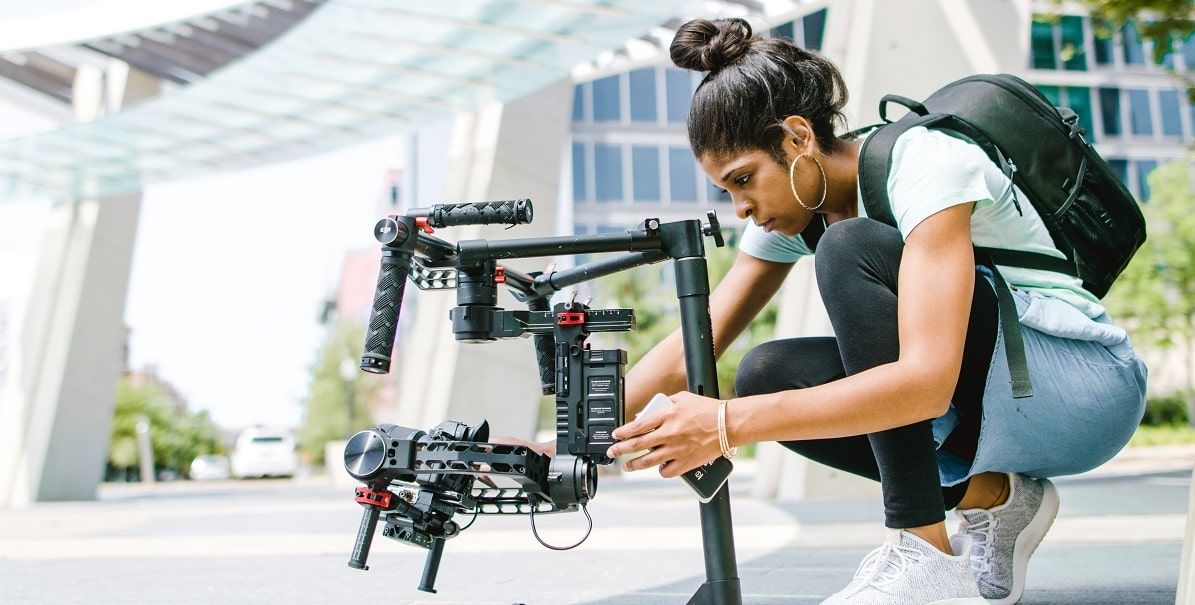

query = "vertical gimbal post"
[[660, 220, 740, 605]]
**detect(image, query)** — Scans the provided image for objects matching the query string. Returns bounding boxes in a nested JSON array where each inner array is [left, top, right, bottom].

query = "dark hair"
[[670, 17, 848, 164]]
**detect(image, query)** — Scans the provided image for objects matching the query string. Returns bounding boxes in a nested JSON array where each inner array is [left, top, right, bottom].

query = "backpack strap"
[[974, 247, 1079, 277], [976, 251, 1035, 399]]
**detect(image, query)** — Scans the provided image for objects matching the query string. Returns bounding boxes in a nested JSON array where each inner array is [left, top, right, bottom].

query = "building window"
[[1136, 159, 1157, 201], [631, 146, 660, 202], [593, 75, 621, 122], [1059, 16, 1087, 70], [804, 8, 827, 51], [572, 84, 585, 121], [1031, 20, 1056, 69], [1127, 89, 1153, 135], [707, 181, 731, 205], [668, 146, 697, 203], [770, 9, 826, 50], [1153, 31, 1177, 68], [665, 69, 692, 124], [1122, 22, 1145, 65], [629, 68, 657, 123], [1099, 87, 1122, 136], [1092, 19, 1114, 65], [594, 143, 623, 202], [572, 142, 588, 202], [770, 21, 795, 41], [1158, 90, 1183, 137]]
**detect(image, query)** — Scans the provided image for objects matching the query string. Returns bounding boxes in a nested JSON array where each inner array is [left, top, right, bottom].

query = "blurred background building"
[[0, 0, 1190, 506]]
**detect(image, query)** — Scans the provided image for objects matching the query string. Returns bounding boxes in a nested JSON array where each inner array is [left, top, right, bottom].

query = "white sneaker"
[[954, 473, 1060, 604], [819, 529, 987, 604]]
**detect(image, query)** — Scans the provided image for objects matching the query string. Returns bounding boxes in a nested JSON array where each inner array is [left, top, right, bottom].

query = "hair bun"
[[670, 18, 753, 72]]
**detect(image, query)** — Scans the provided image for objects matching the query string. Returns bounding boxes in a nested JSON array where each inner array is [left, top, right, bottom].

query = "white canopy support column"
[[392, 78, 573, 439], [0, 62, 158, 506]]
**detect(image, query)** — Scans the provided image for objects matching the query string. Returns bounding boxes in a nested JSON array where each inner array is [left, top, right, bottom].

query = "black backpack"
[[804, 74, 1147, 398]]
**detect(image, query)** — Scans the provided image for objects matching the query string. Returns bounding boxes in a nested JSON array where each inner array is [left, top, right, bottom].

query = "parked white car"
[[189, 455, 231, 481], [230, 427, 298, 479]]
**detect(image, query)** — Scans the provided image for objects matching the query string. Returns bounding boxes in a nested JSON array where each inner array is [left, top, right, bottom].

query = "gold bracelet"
[[717, 400, 737, 459]]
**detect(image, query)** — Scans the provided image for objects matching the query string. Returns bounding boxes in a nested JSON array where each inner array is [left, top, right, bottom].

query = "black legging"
[[734, 218, 999, 529]]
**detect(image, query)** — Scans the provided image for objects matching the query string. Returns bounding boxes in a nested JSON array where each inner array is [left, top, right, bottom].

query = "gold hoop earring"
[[789, 153, 827, 211]]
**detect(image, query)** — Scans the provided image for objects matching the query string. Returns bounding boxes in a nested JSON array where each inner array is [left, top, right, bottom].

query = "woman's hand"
[[606, 392, 723, 478]]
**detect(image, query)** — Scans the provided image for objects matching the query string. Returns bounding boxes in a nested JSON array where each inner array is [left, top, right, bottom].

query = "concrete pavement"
[[0, 449, 1189, 604]]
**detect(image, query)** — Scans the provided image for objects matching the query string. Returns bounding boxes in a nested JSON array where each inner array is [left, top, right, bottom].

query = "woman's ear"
[[781, 115, 816, 157]]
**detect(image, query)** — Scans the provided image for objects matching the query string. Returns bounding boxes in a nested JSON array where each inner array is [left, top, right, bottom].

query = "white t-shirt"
[[738, 126, 1105, 318]]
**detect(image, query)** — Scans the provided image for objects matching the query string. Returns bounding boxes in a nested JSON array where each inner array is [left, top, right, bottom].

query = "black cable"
[[529, 502, 592, 551]]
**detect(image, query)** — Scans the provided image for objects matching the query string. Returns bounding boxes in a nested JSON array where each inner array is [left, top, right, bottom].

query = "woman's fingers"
[[611, 406, 668, 442], [622, 446, 675, 472], [606, 426, 669, 458]]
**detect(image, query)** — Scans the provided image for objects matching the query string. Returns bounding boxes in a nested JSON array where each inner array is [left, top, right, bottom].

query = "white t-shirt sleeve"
[[887, 128, 994, 239], [737, 219, 811, 263]]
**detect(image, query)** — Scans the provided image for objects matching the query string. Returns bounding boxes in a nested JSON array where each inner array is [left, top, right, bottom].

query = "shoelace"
[[846, 540, 928, 596], [959, 511, 999, 574]]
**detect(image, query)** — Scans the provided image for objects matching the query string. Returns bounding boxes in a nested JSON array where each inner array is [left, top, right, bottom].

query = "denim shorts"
[[931, 286, 1149, 486]]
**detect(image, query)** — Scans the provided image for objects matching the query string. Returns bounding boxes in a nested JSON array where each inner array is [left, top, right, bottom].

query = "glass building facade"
[[568, 10, 828, 236], [1030, 15, 1193, 201]]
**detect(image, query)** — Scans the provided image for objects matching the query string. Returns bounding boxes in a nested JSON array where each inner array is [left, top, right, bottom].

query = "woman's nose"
[[733, 197, 752, 220]]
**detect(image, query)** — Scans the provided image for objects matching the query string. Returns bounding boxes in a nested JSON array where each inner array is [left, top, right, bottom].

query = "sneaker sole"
[[928, 599, 990, 604], [987, 479, 1060, 605]]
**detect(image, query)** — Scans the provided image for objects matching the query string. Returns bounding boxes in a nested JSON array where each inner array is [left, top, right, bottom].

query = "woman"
[[599, 17, 1148, 605]]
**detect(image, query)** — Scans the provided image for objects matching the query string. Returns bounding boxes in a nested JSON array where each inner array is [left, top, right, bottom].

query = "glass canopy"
[[0, 0, 688, 200]]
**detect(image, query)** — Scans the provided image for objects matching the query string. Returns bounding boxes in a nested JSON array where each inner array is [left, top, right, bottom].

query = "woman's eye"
[[735, 174, 751, 186]]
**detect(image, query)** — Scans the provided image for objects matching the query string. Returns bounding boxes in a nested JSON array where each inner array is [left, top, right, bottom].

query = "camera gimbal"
[[343, 199, 743, 604]]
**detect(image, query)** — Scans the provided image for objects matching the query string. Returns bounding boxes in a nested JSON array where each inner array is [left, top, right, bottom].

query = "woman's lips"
[[762, 218, 776, 233]]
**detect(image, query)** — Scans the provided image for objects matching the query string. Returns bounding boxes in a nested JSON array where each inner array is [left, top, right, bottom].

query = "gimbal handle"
[[360, 200, 535, 375]]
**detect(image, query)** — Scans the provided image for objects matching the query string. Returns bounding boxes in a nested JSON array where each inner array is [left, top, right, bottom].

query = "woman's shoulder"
[[890, 126, 989, 170]]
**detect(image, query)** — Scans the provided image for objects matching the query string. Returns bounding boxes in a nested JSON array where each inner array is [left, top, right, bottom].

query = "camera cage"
[[343, 199, 743, 604]]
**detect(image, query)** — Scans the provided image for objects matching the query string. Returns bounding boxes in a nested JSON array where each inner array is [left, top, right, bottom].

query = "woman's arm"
[[611, 204, 977, 477], [622, 250, 793, 418]]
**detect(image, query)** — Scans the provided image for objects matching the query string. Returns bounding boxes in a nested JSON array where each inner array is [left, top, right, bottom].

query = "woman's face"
[[698, 148, 818, 237]]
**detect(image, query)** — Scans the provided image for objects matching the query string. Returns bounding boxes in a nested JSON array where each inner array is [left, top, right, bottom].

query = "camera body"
[[551, 306, 629, 463]]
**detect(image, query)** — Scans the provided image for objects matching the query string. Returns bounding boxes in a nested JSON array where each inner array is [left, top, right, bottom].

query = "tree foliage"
[[298, 320, 381, 465], [107, 377, 223, 478], [1104, 156, 1195, 412], [596, 233, 777, 398]]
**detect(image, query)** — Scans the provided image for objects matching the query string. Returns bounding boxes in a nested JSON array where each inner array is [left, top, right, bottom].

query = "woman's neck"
[[819, 138, 864, 223]]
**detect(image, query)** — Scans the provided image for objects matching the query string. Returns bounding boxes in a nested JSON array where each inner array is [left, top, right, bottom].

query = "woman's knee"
[[814, 218, 904, 297], [735, 342, 784, 397], [734, 337, 843, 396], [815, 218, 899, 270]]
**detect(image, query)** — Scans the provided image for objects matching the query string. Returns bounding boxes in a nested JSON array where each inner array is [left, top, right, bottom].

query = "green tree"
[[298, 320, 381, 465], [1104, 155, 1195, 421], [108, 377, 223, 479]]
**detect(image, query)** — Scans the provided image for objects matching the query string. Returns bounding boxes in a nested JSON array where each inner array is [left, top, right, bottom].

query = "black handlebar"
[[361, 217, 417, 374], [410, 199, 533, 228]]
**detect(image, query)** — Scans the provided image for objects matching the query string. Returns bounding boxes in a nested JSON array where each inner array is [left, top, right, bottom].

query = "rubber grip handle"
[[361, 249, 411, 374], [347, 505, 380, 570], [427, 199, 533, 227], [527, 298, 556, 395]]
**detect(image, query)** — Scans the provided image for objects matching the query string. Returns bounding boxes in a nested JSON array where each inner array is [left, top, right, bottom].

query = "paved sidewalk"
[[0, 447, 1189, 604]]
